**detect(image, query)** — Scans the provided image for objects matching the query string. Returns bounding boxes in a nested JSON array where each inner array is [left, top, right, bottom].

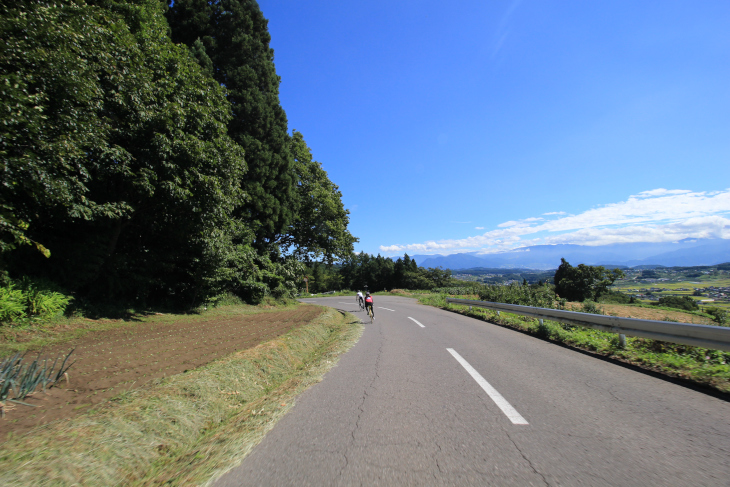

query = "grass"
[[420, 294, 730, 395], [0, 307, 362, 486]]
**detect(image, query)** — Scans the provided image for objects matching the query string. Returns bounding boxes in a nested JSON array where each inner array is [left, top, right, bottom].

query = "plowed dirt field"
[[1, 305, 323, 441]]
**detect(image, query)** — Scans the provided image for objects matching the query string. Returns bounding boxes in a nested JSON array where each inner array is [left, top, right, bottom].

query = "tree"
[[425, 267, 452, 288], [0, 0, 125, 257], [653, 296, 699, 312], [4, 0, 247, 307], [339, 252, 449, 292], [284, 131, 356, 263], [554, 258, 624, 302], [166, 0, 296, 249]]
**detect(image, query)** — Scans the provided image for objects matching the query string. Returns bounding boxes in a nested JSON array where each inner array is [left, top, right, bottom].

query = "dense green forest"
[[304, 253, 452, 294], [0, 0, 356, 312]]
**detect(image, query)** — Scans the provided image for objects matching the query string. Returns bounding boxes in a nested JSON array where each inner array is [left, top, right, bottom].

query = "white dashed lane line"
[[378, 307, 395, 311], [408, 317, 425, 328], [447, 348, 528, 425]]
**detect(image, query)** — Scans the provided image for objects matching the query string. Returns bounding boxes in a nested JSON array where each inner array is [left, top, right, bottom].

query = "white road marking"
[[408, 317, 425, 328], [339, 302, 357, 305], [378, 307, 395, 311], [447, 348, 529, 425]]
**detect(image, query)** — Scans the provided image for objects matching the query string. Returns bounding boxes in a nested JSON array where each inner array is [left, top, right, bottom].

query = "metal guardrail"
[[445, 298, 730, 352]]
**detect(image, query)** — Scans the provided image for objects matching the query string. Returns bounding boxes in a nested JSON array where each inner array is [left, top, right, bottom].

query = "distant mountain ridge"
[[411, 239, 730, 270]]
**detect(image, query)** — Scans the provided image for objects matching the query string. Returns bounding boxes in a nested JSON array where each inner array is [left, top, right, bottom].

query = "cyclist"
[[356, 290, 364, 309], [364, 292, 374, 319]]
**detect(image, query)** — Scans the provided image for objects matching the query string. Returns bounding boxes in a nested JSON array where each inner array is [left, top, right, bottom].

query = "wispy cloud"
[[475, 226, 485, 230], [491, 0, 523, 58], [379, 188, 730, 254]]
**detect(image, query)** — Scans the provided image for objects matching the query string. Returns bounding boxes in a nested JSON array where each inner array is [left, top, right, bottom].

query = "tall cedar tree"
[[165, 0, 296, 249], [3, 0, 246, 306]]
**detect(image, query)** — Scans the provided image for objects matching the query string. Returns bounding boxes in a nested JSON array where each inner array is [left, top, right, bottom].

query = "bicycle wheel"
[[368, 307, 373, 323]]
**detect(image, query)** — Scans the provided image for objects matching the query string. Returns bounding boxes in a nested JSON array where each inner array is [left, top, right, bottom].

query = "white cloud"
[[634, 188, 693, 198], [379, 188, 730, 254], [475, 226, 485, 230]]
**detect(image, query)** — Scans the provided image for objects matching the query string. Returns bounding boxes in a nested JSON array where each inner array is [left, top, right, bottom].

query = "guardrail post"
[[469, 306, 472, 311], [539, 319, 544, 326], [619, 334, 626, 348], [497, 311, 500, 317]]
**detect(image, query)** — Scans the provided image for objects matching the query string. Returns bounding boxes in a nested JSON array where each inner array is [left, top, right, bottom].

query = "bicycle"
[[366, 305, 374, 323], [358, 298, 365, 312]]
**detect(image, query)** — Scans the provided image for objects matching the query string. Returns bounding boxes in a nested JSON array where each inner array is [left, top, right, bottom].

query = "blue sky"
[[258, 0, 730, 257]]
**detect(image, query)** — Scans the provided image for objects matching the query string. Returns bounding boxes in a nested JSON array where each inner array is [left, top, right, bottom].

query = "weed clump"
[[0, 278, 73, 325]]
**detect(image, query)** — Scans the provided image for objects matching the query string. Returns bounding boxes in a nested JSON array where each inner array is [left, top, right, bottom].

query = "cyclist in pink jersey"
[[364, 292, 374, 318]]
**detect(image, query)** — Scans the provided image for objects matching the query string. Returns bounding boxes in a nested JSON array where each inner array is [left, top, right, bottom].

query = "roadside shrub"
[[0, 278, 73, 324], [705, 307, 728, 326], [478, 282, 557, 308], [581, 301, 603, 315], [211, 293, 244, 307], [0, 284, 27, 322], [652, 296, 699, 312], [236, 280, 269, 305], [19, 278, 72, 319], [270, 285, 291, 300]]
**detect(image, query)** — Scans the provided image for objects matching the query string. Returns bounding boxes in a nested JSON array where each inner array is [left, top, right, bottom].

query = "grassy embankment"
[[419, 294, 730, 394], [0, 303, 362, 486]]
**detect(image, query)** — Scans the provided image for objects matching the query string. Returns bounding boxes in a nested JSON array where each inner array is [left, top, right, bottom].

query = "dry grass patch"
[[566, 302, 715, 325]]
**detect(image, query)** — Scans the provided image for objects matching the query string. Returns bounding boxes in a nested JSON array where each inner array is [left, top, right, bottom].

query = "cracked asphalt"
[[214, 296, 730, 486]]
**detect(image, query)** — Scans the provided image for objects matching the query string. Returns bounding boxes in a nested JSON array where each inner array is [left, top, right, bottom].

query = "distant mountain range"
[[411, 238, 730, 270]]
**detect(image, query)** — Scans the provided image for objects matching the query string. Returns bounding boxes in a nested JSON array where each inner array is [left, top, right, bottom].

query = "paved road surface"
[[215, 296, 730, 486]]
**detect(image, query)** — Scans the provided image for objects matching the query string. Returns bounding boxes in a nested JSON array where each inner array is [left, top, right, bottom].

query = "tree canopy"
[[285, 131, 357, 264], [553, 258, 624, 302], [1, 0, 355, 309], [165, 0, 296, 249], [338, 253, 451, 292]]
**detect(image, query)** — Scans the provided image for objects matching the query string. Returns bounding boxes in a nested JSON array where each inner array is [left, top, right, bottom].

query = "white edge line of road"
[[408, 317, 425, 328], [338, 302, 355, 305], [378, 307, 395, 311], [447, 348, 529, 425]]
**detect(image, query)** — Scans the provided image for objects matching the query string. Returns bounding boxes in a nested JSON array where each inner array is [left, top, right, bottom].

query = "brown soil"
[[566, 302, 715, 325], [1, 305, 323, 441]]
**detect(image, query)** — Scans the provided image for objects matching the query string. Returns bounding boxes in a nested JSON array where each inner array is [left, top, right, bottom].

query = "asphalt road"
[[215, 295, 730, 486]]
